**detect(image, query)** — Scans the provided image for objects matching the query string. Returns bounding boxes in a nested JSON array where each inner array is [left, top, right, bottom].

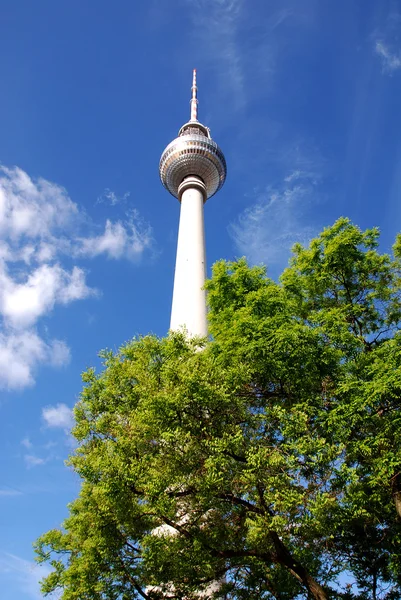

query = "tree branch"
[[268, 530, 328, 600], [216, 493, 264, 514]]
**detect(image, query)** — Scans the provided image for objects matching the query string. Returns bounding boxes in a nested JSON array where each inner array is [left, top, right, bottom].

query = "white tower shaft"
[[170, 176, 207, 337], [160, 70, 226, 339]]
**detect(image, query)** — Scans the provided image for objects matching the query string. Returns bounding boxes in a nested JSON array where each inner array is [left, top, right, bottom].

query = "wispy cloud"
[[374, 40, 401, 73], [229, 170, 319, 274], [179, 0, 316, 117], [0, 552, 56, 599], [21, 437, 32, 449], [0, 487, 22, 497], [186, 0, 246, 109], [0, 166, 155, 390], [96, 188, 130, 206], [24, 454, 47, 468], [372, 11, 401, 75]]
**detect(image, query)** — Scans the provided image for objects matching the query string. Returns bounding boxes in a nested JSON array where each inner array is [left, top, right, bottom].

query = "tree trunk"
[[269, 531, 329, 600], [372, 570, 377, 600]]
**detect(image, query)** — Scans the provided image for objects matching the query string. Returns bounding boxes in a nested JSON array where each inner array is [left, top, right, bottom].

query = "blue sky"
[[1, 0, 401, 597]]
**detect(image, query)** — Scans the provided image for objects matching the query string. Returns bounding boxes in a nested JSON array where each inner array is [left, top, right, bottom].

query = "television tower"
[[160, 70, 227, 337]]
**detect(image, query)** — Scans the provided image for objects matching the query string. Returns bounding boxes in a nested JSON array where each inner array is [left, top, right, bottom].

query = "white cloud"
[[42, 403, 74, 430], [229, 170, 318, 273], [375, 40, 401, 73], [21, 437, 32, 449], [0, 165, 154, 390], [0, 552, 56, 599], [78, 213, 154, 261], [0, 165, 153, 268], [0, 331, 70, 389], [0, 263, 94, 329], [0, 166, 78, 241], [24, 454, 46, 468]]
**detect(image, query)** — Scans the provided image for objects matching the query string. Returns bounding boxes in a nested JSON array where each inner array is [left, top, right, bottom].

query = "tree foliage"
[[35, 218, 401, 599]]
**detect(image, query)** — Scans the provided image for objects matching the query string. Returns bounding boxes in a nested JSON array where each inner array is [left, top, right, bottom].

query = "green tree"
[[35, 218, 401, 599]]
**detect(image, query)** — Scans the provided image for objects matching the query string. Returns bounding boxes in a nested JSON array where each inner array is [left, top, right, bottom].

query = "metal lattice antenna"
[[190, 69, 198, 122]]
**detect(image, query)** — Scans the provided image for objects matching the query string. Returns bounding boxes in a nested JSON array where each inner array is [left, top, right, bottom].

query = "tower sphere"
[[159, 72, 227, 200]]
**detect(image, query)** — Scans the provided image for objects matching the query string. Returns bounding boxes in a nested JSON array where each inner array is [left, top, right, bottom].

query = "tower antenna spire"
[[190, 68, 198, 122]]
